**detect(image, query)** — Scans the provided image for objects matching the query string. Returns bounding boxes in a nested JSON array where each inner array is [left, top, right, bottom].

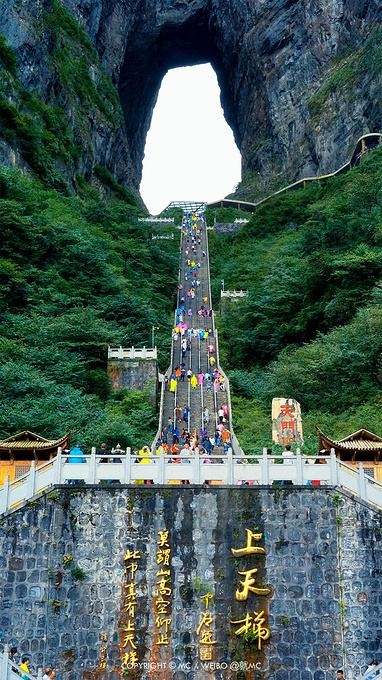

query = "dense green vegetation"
[[1, 12, 381, 458], [209, 149, 382, 453], [0, 4, 127, 195], [0, 167, 179, 447]]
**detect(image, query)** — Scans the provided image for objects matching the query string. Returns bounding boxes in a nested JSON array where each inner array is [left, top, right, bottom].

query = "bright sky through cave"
[[140, 64, 241, 215]]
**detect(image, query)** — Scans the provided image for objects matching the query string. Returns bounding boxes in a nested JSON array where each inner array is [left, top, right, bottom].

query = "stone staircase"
[[156, 210, 236, 460]]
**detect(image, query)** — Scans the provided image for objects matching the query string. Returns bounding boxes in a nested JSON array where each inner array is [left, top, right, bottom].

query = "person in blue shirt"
[[67, 445, 86, 485]]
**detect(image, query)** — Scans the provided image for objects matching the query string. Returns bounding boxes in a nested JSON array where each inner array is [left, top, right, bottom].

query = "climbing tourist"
[[97, 442, 110, 463], [137, 446, 153, 485], [190, 374, 198, 389], [67, 445, 86, 485], [19, 657, 32, 679], [204, 373, 212, 391], [221, 402, 229, 419], [43, 668, 56, 680], [8, 647, 18, 664], [182, 404, 190, 423]]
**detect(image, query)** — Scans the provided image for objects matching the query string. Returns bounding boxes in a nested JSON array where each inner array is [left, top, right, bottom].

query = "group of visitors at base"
[[8, 646, 55, 678]]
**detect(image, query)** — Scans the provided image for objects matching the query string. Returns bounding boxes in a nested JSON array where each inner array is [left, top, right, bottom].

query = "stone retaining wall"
[[0, 487, 380, 680]]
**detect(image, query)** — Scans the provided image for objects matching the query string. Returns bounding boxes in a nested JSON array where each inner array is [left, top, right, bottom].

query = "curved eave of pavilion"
[[0, 431, 71, 460], [317, 428, 382, 463]]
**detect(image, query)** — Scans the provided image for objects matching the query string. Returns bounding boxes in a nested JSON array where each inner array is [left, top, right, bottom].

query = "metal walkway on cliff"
[[207, 132, 382, 212]]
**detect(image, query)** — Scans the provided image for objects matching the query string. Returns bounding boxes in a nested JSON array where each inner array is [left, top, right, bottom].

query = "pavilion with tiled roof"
[[317, 428, 382, 464], [0, 430, 71, 461]]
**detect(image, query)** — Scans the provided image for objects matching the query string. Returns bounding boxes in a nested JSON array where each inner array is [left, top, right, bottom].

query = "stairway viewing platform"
[[220, 289, 249, 298], [107, 346, 158, 360]]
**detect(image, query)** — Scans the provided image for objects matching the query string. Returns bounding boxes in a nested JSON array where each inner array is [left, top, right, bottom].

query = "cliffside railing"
[[207, 132, 382, 213], [0, 646, 42, 679], [1, 450, 381, 516]]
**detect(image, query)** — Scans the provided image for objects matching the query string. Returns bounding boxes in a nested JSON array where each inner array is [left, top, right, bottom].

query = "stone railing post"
[[0, 645, 9, 678], [124, 449, 132, 484], [261, 448, 269, 485], [89, 448, 97, 484], [193, 450, 201, 485], [54, 450, 63, 484], [158, 453, 165, 484], [3, 475, 10, 514], [296, 449, 303, 485], [27, 460, 37, 498], [357, 463, 367, 502], [0, 475, 9, 515], [329, 449, 338, 485], [37, 669, 43, 679], [226, 448, 234, 485]]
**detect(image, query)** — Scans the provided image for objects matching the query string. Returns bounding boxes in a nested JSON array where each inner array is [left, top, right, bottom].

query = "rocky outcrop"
[[1, 0, 382, 198]]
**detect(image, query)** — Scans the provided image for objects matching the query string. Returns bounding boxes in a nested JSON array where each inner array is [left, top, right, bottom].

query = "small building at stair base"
[[107, 346, 158, 405], [317, 427, 382, 482], [0, 430, 71, 485]]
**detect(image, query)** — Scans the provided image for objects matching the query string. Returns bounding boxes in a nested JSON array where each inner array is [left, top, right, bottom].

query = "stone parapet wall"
[[0, 487, 380, 680]]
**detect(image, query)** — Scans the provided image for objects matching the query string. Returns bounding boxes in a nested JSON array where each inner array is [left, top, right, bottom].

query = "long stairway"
[[155, 209, 234, 464]]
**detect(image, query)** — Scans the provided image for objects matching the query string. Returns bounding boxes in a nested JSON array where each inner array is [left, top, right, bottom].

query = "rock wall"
[[0, 486, 381, 680], [107, 357, 157, 404], [1, 0, 381, 197]]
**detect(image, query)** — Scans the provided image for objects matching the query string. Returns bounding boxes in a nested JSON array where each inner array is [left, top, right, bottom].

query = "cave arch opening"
[[140, 64, 241, 215], [117, 8, 242, 212]]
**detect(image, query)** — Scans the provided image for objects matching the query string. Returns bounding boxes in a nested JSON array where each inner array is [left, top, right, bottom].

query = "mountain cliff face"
[[1, 0, 382, 198]]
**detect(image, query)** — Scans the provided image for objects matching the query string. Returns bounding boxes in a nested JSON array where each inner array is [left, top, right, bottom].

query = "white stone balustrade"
[[0, 450, 381, 516], [220, 290, 249, 298], [138, 217, 175, 222], [107, 346, 158, 359]]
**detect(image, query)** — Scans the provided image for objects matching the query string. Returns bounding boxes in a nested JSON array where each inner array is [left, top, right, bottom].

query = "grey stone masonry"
[[0, 487, 381, 680]]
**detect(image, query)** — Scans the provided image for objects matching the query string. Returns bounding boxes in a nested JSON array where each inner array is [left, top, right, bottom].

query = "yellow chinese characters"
[[230, 529, 271, 649], [98, 632, 108, 671], [231, 529, 266, 557], [120, 547, 141, 668], [196, 593, 216, 661], [231, 611, 271, 650], [235, 568, 271, 600], [154, 530, 172, 645]]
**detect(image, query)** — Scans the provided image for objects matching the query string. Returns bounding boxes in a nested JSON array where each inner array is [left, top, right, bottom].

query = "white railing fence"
[[107, 346, 157, 359], [1, 450, 382, 516], [363, 663, 382, 680], [0, 645, 42, 679]]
